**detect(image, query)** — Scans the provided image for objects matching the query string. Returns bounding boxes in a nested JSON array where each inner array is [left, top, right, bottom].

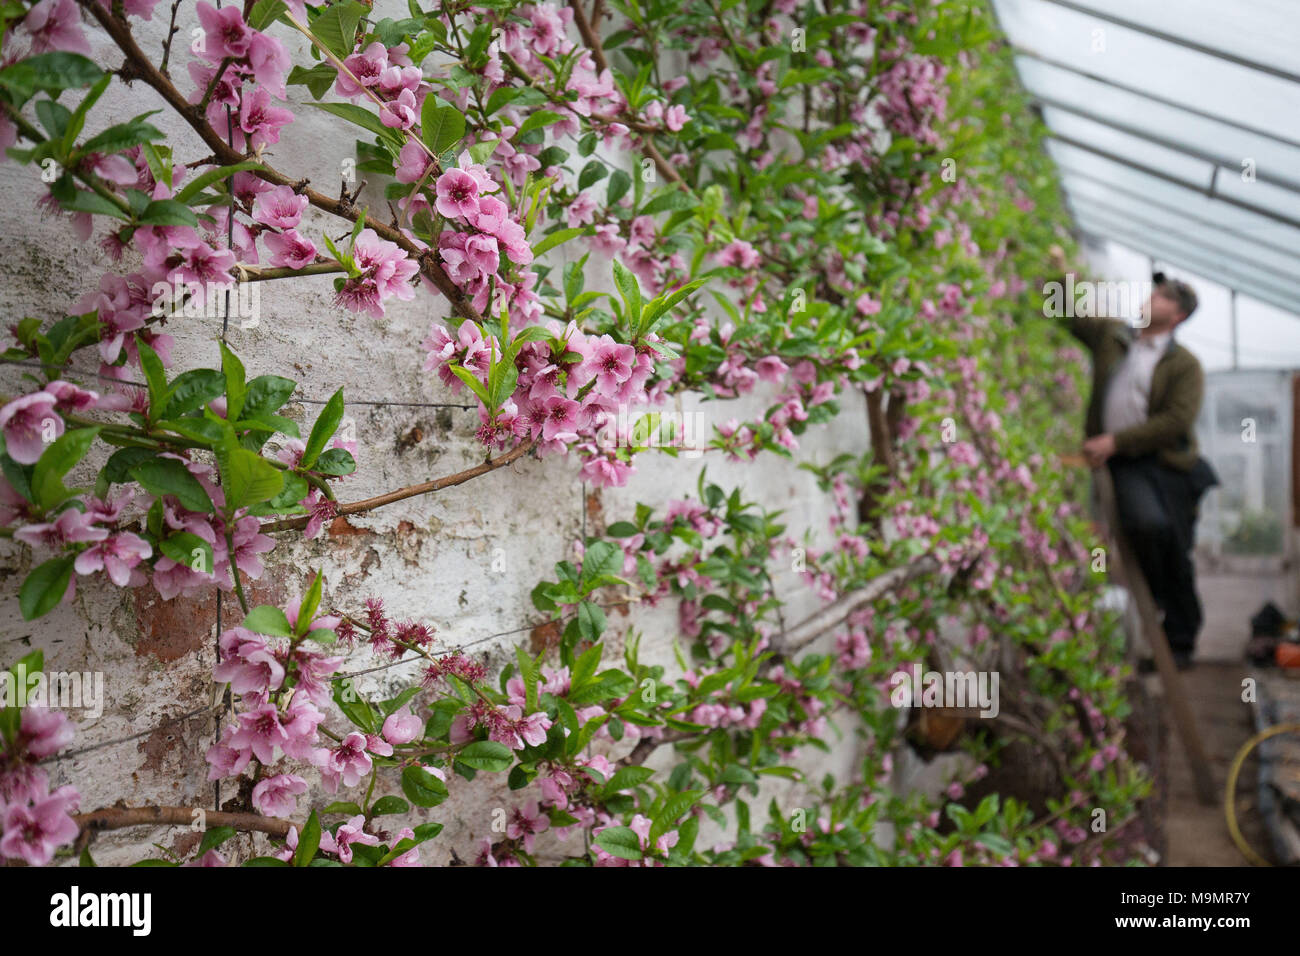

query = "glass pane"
[[993, 0, 1300, 138], [1047, 139, 1300, 238], [1064, 0, 1300, 80], [1071, 211, 1300, 311], [1195, 370, 1294, 555], [1042, 106, 1213, 184], [1018, 56, 1300, 189], [1062, 175, 1300, 279], [1215, 175, 1300, 223]]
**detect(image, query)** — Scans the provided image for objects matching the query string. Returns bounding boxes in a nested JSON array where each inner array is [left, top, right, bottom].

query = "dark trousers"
[[1107, 456, 1203, 654]]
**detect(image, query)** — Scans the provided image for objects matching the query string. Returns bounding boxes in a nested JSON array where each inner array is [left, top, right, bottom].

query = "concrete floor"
[[1154, 558, 1294, 866]]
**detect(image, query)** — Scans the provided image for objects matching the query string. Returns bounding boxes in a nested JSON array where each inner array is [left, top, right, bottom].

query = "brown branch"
[[75, 805, 295, 839], [570, 0, 608, 75], [775, 553, 940, 654], [261, 440, 535, 533], [76, 0, 484, 325]]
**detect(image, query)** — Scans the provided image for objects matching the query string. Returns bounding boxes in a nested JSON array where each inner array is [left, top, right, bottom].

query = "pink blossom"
[[238, 87, 294, 151], [434, 168, 481, 220], [336, 42, 388, 98], [252, 185, 308, 229], [252, 773, 308, 818], [565, 191, 597, 228], [14, 508, 108, 550], [0, 392, 62, 464], [263, 229, 317, 269], [213, 627, 285, 696], [24, 0, 91, 56], [333, 814, 380, 863], [322, 732, 372, 791], [382, 712, 423, 745], [20, 708, 76, 759], [380, 88, 418, 129], [0, 783, 80, 865], [195, 1, 250, 60], [506, 801, 550, 851], [228, 703, 290, 765], [73, 532, 151, 586]]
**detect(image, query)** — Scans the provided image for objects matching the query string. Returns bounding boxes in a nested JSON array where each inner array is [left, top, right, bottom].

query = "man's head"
[[1141, 272, 1198, 333]]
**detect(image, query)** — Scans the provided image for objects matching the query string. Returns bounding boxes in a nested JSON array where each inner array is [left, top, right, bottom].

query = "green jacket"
[[1066, 313, 1205, 472]]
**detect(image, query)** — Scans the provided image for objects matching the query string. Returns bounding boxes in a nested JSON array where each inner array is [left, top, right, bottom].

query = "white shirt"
[[1102, 331, 1172, 434]]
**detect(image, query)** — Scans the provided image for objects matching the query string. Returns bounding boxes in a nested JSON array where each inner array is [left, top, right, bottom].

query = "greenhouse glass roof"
[[990, 0, 1300, 369]]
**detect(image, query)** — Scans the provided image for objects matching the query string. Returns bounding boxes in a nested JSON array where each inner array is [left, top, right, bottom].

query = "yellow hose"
[[1225, 722, 1300, 866]]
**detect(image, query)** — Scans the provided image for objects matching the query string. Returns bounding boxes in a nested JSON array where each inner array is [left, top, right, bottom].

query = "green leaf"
[[611, 260, 643, 326], [322, 801, 363, 815], [401, 765, 449, 807], [164, 368, 225, 417], [640, 190, 698, 216], [31, 426, 98, 508], [137, 199, 199, 227], [19, 557, 74, 621], [420, 101, 465, 155], [296, 569, 323, 635], [219, 447, 284, 512], [242, 605, 293, 637], [286, 63, 337, 100], [594, 826, 643, 861], [301, 388, 343, 469], [140, 143, 172, 191], [531, 227, 586, 257], [136, 336, 168, 420], [515, 646, 538, 712], [61, 190, 129, 220], [607, 169, 632, 206], [80, 115, 164, 158], [63, 73, 111, 152], [455, 741, 513, 772], [576, 600, 606, 642], [219, 341, 247, 421], [129, 458, 213, 513], [448, 365, 490, 406], [159, 532, 213, 575], [0, 53, 102, 103], [294, 810, 321, 867], [371, 795, 411, 817], [306, 102, 396, 143], [333, 679, 376, 733], [173, 160, 266, 205], [516, 110, 564, 138], [650, 790, 701, 845], [36, 98, 70, 139], [311, 447, 355, 476], [241, 375, 298, 420], [310, 0, 366, 58], [248, 0, 287, 30], [198, 826, 237, 855], [104, 447, 155, 485], [603, 766, 654, 793]]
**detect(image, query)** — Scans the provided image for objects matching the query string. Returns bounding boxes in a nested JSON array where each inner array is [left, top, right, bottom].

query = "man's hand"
[[1082, 433, 1117, 468]]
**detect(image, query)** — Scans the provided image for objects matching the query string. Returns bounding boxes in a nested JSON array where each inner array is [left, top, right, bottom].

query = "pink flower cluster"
[[205, 601, 349, 820], [0, 706, 80, 866]]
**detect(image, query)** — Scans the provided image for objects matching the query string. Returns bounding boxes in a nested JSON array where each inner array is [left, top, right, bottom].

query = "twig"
[[260, 440, 535, 533], [74, 805, 295, 839]]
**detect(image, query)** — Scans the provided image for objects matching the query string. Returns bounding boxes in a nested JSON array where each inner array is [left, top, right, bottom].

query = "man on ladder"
[[1051, 246, 1219, 669]]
